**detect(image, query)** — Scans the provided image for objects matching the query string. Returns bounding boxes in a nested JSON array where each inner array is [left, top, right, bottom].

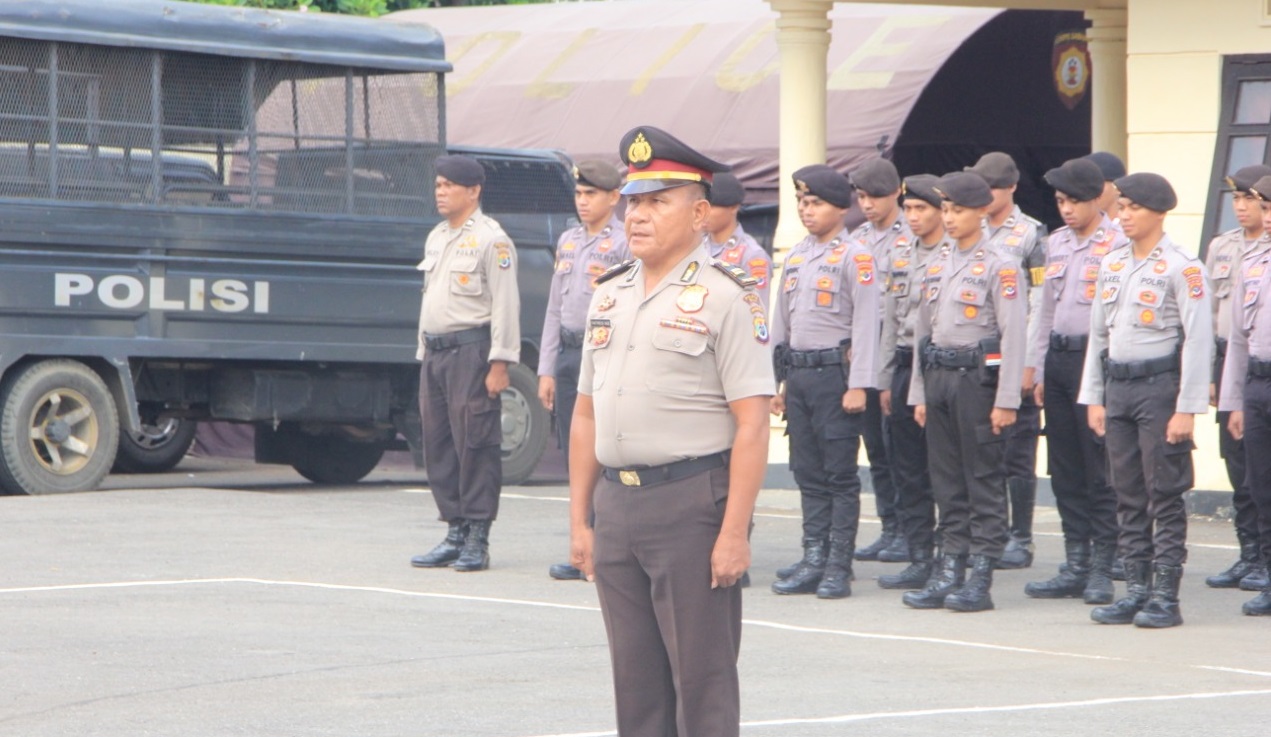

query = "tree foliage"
[[187, 0, 559, 17]]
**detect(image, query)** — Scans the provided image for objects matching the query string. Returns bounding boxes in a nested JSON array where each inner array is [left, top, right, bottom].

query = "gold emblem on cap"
[[1225, 176, 1240, 190], [628, 132, 653, 168], [572, 165, 581, 181], [795, 179, 809, 195]]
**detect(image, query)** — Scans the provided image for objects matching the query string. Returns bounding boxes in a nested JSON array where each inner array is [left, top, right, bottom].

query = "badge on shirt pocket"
[[589, 318, 613, 349]]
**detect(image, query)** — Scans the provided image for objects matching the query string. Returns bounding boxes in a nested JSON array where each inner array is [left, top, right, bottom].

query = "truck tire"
[[500, 362, 549, 486], [112, 418, 198, 474], [0, 360, 120, 495], [291, 435, 386, 485]]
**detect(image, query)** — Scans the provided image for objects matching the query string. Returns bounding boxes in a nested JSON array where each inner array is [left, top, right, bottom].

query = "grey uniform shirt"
[[1077, 235, 1213, 414], [577, 244, 775, 469], [1220, 248, 1271, 410], [706, 223, 772, 308], [416, 209, 521, 364], [852, 213, 915, 269], [538, 216, 631, 377], [879, 234, 948, 389], [1033, 216, 1129, 383], [908, 240, 1028, 409], [1206, 228, 1271, 343], [770, 228, 881, 390], [986, 206, 1047, 370]]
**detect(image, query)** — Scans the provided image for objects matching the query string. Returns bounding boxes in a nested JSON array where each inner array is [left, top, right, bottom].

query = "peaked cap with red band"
[[618, 126, 729, 196]]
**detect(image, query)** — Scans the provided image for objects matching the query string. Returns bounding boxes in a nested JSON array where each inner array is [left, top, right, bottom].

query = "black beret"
[[793, 164, 852, 209], [901, 174, 942, 208], [573, 159, 622, 191], [965, 152, 1019, 188], [1225, 165, 1271, 194], [1250, 175, 1271, 202], [1114, 172, 1177, 212], [435, 154, 485, 187], [618, 125, 729, 195], [707, 172, 745, 207], [1083, 151, 1126, 181], [1044, 158, 1106, 202], [850, 157, 901, 197], [934, 171, 993, 208]]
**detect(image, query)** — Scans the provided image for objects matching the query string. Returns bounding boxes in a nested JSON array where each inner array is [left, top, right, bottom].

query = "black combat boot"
[[1084, 542, 1117, 605], [410, 519, 468, 568], [879, 545, 934, 590], [772, 540, 827, 595], [1242, 562, 1271, 616], [453, 519, 491, 572], [1112, 556, 1126, 581], [997, 477, 1035, 569], [776, 537, 825, 580], [1091, 560, 1151, 624], [548, 563, 585, 581], [1133, 563, 1184, 628], [1025, 540, 1090, 599], [1239, 561, 1270, 591], [902, 553, 966, 609], [854, 527, 896, 562], [1206, 535, 1259, 588], [878, 530, 911, 562], [945, 554, 996, 612], [816, 538, 855, 599]]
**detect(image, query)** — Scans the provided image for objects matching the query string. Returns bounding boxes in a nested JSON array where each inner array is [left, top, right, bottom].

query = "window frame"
[[1204, 54, 1271, 249]]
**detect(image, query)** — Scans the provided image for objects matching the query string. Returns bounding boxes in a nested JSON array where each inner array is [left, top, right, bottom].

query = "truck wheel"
[[500, 362, 549, 486], [113, 418, 198, 474], [291, 435, 386, 485], [0, 360, 120, 495]]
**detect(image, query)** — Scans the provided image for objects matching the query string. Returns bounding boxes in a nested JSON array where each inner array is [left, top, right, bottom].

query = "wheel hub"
[[44, 419, 72, 444]]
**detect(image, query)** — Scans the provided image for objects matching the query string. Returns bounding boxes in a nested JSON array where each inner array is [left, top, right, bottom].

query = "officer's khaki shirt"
[[878, 234, 948, 389], [1078, 234, 1213, 414], [1206, 228, 1271, 342], [578, 244, 776, 469], [416, 208, 521, 364], [1219, 249, 1271, 411]]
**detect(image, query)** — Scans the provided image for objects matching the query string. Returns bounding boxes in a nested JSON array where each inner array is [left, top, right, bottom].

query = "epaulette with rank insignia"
[[712, 260, 759, 288], [595, 259, 637, 285]]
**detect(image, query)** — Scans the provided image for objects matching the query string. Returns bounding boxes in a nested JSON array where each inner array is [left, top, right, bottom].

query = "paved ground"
[[2, 457, 1269, 737]]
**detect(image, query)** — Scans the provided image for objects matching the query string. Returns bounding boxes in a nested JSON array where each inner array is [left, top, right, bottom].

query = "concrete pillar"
[[767, 0, 834, 256], [1084, 8, 1128, 163]]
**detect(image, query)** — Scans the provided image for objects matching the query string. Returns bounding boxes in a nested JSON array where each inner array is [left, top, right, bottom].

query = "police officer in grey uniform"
[[1083, 151, 1128, 224], [876, 174, 949, 590], [705, 172, 773, 309], [569, 126, 774, 737], [848, 157, 909, 565], [1081, 173, 1213, 629], [540, 160, 630, 581], [1026, 158, 1127, 604], [1204, 164, 1271, 591], [769, 165, 881, 599], [1219, 173, 1271, 616], [966, 152, 1047, 570], [905, 171, 1027, 612], [411, 155, 520, 573]]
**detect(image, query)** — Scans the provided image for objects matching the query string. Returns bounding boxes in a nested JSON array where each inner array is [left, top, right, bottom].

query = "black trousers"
[[1104, 371, 1193, 567], [863, 388, 898, 531], [1240, 376, 1271, 565], [923, 367, 1008, 557], [553, 344, 582, 467], [785, 365, 862, 544], [419, 338, 502, 521], [1003, 393, 1040, 480], [1216, 351, 1257, 543], [1043, 348, 1118, 546], [889, 362, 935, 551]]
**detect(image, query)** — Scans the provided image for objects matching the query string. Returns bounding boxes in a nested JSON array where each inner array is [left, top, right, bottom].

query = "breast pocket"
[[953, 287, 988, 326], [645, 329, 709, 396], [450, 256, 483, 296], [585, 343, 612, 390], [1243, 286, 1262, 331], [813, 276, 839, 311], [1132, 289, 1166, 330]]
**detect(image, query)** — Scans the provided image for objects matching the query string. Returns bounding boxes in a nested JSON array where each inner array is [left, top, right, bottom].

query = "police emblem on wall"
[[1052, 31, 1091, 111]]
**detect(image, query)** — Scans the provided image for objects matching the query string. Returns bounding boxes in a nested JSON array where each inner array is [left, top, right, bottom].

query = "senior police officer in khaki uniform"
[[1026, 158, 1127, 605], [769, 165, 881, 600], [540, 160, 630, 582], [1219, 174, 1271, 616], [569, 126, 774, 737], [966, 152, 1047, 570], [848, 157, 908, 565], [412, 155, 520, 573], [905, 171, 1027, 613], [1081, 173, 1213, 629], [1205, 164, 1271, 592], [876, 174, 949, 590], [705, 172, 773, 309]]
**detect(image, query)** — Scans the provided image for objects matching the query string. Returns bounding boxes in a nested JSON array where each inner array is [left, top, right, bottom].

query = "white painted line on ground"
[[1197, 665, 1271, 678]]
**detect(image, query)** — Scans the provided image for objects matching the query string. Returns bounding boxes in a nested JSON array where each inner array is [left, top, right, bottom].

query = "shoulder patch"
[[712, 260, 759, 288], [595, 259, 637, 285]]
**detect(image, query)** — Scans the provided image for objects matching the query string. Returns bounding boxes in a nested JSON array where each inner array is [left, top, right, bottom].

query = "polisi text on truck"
[[54, 273, 271, 314]]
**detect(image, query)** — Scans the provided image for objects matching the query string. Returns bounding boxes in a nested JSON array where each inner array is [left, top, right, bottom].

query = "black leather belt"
[[603, 451, 729, 488], [894, 346, 914, 366], [1249, 357, 1271, 379], [787, 347, 844, 369], [1105, 353, 1179, 380], [560, 328, 585, 349], [1049, 333, 1088, 352], [424, 325, 490, 351], [924, 345, 979, 370]]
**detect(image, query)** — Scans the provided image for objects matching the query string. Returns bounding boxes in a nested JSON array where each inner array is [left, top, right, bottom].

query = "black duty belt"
[[1216, 338, 1229, 360], [894, 346, 914, 367], [1104, 353, 1179, 380], [424, 325, 490, 351], [559, 328, 586, 349], [603, 451, 730, 488], [925, 345, 979, 370], [787, 347, 845, 369], [1249, 357, 1271, 379], [1049, 333, 1088, 352]]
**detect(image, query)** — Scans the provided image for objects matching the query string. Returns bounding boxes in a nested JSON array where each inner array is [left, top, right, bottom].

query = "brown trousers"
[[593, 466, 742, 737]]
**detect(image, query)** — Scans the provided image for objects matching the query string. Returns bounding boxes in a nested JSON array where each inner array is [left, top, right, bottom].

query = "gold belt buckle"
[[618, 470, 641, 487]]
